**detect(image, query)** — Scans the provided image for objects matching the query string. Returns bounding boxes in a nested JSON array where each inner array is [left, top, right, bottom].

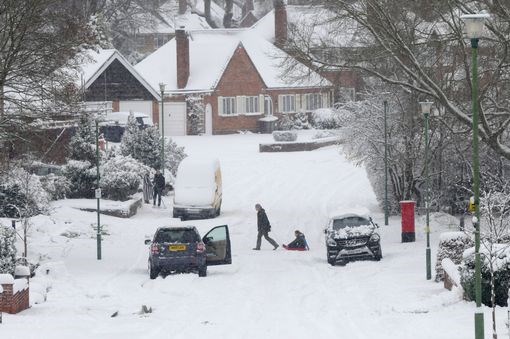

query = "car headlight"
[[327, 238, 337, 247], [369, 233, 380, 243]]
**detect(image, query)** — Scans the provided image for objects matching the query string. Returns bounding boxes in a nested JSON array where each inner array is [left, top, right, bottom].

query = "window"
[[245, 96, 259, 114], [305, 93, 323, 110], [221, 97, 236, 116], [280, 95, 295, 113]]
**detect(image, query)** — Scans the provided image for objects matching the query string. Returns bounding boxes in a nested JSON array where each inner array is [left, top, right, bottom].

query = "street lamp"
[[461, 11, 490, 339], [159, 83, 166, 172], [419, 101, 433, 280], [383, 100, 389, 226]]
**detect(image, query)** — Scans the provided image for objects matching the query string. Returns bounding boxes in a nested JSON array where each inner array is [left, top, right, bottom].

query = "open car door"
[[203, 225, 232, 266]]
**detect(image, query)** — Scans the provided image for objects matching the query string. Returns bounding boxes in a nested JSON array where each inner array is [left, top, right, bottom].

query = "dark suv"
[[324, 213, 382, 265], [145, 225, 232, 278]]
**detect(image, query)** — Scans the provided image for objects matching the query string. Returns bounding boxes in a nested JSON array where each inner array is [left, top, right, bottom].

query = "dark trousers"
[[153, 189, 162, 206], [256, 230, 278, 249]]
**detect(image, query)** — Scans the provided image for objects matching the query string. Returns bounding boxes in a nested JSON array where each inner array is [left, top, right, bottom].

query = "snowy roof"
[[328, 207, 371, 220], [252, 5, 365, 48], [135, 29, 331, 92], [75, 49, 161, 100]]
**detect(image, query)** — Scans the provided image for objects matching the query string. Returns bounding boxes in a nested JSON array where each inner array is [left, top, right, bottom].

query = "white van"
[[173, 157, 222, 220]]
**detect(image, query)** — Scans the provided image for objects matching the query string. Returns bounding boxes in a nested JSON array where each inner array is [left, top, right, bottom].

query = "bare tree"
[[283, 0, 510, 160]]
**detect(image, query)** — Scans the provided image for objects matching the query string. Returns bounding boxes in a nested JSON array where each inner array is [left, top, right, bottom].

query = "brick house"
[[135, 3, 334, 136], [252, 3, 365, 102], [79, 49, 161, 125]]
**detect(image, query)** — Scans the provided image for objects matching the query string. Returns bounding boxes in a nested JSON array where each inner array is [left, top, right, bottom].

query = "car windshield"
[[332, 216, 371, 230], [155, 229, 199, 243]]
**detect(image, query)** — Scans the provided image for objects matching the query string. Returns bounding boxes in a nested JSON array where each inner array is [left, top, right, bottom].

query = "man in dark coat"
[[153, 169, 165, 207], [253, 203, 279, 250]]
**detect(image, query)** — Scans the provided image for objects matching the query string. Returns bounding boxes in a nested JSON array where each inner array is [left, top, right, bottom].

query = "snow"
[[13, 279, 28, 293], [0, 273, 14, 285], [174, 156, 220, 206], [441, 258, 461, 286], [0, 132, 504, 338], [135, 29, 330, 92], [14, 265, 30, 277]]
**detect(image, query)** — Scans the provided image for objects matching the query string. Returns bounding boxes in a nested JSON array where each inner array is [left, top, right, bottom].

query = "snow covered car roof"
[[328, 207, 371, 221]]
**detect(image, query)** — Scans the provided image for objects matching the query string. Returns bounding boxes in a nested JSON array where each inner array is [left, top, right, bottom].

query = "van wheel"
[[216, 206, 221, 217], [198, 265, 207, 277]]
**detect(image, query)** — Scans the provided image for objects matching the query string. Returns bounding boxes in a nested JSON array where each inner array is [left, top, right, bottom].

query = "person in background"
[[253, 203, 279, 250], [153, 169, 165, 207], [283, 230, 309, 250]]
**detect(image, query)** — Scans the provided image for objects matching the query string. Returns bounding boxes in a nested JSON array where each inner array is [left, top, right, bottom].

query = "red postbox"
[[400, 200, 416, 242]]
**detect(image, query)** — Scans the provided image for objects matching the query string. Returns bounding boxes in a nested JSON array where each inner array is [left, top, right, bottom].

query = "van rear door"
[[203, 225, 232, 265]]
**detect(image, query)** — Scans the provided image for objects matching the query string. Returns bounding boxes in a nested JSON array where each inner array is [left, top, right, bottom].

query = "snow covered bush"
[[435, 232, 473, 282], [460, 246, 510, 307], [272, 131, 298, 142], [312, 108, 342, 129], [120, 115, 186, 176], [69, 112, 98, 164], [62, 160, 97, 199], [100, 155, 150, 201], [0, 224, 17, 275], [40, 173, 70, 200], [277, 112, 312, 130], [0, 167, 50, 217]]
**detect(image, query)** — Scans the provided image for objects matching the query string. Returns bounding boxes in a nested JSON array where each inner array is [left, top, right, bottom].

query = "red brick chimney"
[[179, 0, 187, 15], [176, 28, 189, 89], [274, 0, 287, 47]]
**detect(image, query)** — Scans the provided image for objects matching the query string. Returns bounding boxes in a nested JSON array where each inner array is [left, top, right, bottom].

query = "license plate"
[[169, 245, 187, 251]]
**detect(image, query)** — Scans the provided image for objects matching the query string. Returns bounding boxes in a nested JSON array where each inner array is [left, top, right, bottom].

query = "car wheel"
[[149, 261, 160, 280], [198, 265, 207, 277], [374, 247, 383, 261]]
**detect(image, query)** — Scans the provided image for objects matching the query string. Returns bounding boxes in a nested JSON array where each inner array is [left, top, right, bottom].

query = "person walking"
[[152, 169, 165, 207], [253, 203, 279, 250]]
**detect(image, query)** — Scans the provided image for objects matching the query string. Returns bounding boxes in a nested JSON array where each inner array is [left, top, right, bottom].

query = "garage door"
[[119, 101, 153, 124], [162, 102, 187, 136]]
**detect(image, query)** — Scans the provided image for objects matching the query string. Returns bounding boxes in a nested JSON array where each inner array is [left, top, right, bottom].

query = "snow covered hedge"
[[0, 225, 17, 275], [435, 232, 473, 282], [272, 131, 298, 142], [0, 167, 50, 217], [62, 160, 97, 199], [100, 155, 150, 201], [312, 109, 342, 129], [277, 112, 311, 130], [460, 245, 510, 307], [40, 173, 70, 200]]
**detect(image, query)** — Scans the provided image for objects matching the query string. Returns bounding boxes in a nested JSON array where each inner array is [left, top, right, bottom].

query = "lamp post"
[[461, 11, 490, 339], [95, 119, 101, 260], [159, 83, 166, 172], [383, 100, 389, 226], [419, 101, 433, 280]]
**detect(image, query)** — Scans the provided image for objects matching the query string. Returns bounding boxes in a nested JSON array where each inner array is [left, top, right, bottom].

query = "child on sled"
[[283, 230, 309, 251]]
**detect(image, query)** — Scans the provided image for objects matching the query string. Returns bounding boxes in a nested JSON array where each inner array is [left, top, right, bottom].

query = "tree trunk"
[[223, 0, 234, 28]]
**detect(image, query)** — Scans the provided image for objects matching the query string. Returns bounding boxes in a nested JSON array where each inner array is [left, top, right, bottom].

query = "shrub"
[[277, 113, 311, 130], [40, 174, 71, 200], [312, 109, 342, 129], [100, 155, 150, 201], [435, 232, 473, 282], [0, 167, 50, 217], [0, 224, 17, 275], [272, 131, 298, 142], [460, 245, 510, 307], [62, 160, 97, 199]]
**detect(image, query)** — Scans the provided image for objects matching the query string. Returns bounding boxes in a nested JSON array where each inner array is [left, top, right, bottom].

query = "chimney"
[[176, 28, 189, 89], [179, 0, 187, 15], [274, 0, 287, 47]]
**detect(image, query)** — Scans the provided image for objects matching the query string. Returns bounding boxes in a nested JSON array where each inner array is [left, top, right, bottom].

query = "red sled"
[[282, 244, 308, 251]]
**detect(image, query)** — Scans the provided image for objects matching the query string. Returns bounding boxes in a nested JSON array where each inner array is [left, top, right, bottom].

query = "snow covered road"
[[0, 132, 500, 338]]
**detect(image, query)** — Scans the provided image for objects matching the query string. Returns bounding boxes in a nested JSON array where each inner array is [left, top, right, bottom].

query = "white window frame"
[[245, 96, 260, 114], [280, 94, 296, 113], [219, 96, 237, 116], [305, 93, 323, 111]]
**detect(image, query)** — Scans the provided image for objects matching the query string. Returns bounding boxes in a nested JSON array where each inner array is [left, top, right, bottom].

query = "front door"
[[203, 225, 232, 265]]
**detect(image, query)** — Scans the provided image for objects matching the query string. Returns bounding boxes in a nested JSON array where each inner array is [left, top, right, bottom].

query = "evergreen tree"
[[120, 113, 141, 159], [138, 126, 162, 170], [69, 113, 97, 163], [0, 225, 17, 275]]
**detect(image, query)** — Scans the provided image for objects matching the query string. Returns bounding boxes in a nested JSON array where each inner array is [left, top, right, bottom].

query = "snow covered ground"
[[1, 131, 507, 338]]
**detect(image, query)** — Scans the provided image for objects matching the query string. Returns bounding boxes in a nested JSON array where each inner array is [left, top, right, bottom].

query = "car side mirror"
[[144, 239, 151, 245], [203, 236, 213, 244]]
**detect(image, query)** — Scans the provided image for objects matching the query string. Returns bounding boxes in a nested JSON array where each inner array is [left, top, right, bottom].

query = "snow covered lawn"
[[0, 132, 506, 338]]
